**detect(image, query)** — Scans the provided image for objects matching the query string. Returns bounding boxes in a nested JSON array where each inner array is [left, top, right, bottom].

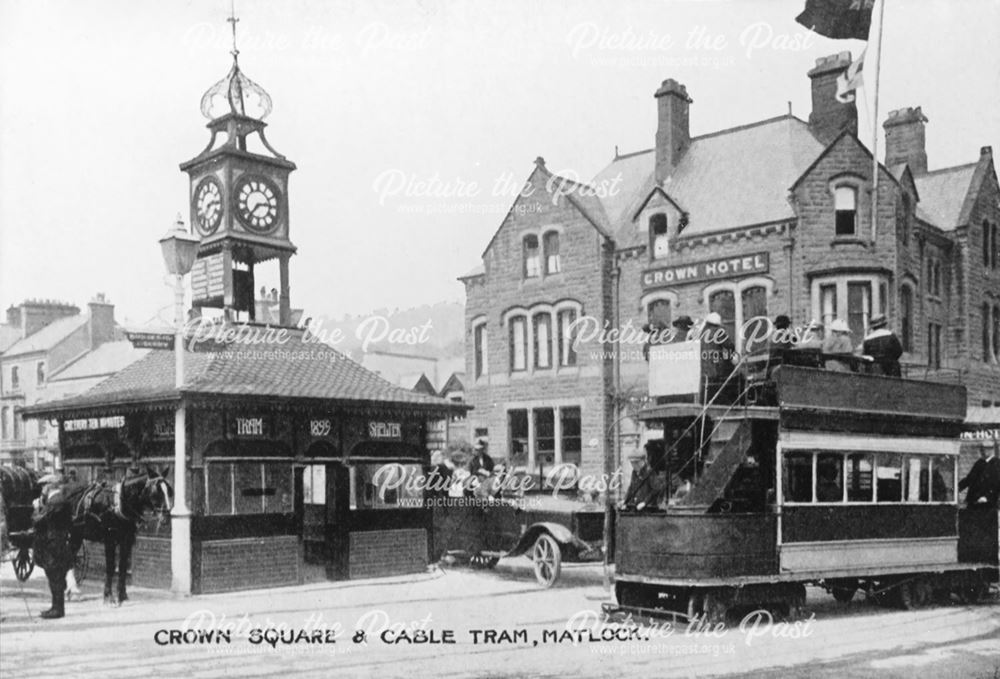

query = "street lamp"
[[159, 213, 200, 596]]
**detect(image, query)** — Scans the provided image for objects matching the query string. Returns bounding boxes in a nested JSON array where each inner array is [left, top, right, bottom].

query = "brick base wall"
[[80, 536, 171, 590], [348, 529, 427, 579], [198, 536, 301, 593]]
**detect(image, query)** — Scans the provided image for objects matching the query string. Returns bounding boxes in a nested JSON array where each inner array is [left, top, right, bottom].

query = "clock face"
[[193, 177, 223, 235], [234, 175, 280, 233]]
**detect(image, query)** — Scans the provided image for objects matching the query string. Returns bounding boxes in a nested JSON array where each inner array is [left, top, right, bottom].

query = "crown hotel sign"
[[643, 252, 769, 290]]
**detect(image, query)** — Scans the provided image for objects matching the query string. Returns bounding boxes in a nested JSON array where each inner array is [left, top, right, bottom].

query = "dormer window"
[[835, 186, 857, 236], [649, 213, 669, 259], [523, 235, 541, 278], [543, 231, 561, 274]]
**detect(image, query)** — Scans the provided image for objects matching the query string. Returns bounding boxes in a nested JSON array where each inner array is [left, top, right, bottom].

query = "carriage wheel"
[[74, 542, 89, 584], [831, 586, 856, 604], [531, 534, 561, 588], [13, 547, 34, 582]]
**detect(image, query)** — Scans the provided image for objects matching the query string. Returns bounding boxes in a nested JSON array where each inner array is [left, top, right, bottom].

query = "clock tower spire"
[[180, 3, 296, 325]]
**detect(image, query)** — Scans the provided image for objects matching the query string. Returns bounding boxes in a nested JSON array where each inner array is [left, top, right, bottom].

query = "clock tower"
[[180, 11, 296, 325]]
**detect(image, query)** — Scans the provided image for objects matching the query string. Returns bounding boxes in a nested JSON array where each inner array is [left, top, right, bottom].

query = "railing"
[[900, 362, 963, 384]]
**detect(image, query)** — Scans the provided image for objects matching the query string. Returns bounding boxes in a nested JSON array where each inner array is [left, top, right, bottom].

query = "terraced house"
[[461, 51, 1000, 479]]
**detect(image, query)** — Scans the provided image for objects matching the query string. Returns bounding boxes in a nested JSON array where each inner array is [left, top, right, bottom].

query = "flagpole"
[[869, 0, 886, 245]]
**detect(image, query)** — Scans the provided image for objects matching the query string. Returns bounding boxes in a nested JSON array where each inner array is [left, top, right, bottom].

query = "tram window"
[[930, 455, 955, 502], [815, 453, 844, 502], [875, 453, 903, 503], [783, 452, 813, 503], [846, 453, 874, 502], [904, 456, 929, 502]]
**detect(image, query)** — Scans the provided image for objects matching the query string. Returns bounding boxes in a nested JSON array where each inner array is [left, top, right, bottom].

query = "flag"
[[836, 50, 865, 102], [796, 0, 875, 40]]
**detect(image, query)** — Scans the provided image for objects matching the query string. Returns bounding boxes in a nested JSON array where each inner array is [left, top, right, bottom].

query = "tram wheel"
[[956, 574, 987, 605], [530, 534, 562, 588], [13, 547, 34, 582], [831, 586, 856, 604]]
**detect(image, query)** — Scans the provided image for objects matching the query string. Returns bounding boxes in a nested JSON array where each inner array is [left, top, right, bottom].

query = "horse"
[[40, 465, 173, 607]]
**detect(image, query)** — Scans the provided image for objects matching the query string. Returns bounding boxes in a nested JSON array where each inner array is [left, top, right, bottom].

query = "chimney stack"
[[19, 299, 80, 338], [654, 79, 692, 184], [883, 107, 929, 174], [87, 293, 115, 350], [807, 52, 858, 144]]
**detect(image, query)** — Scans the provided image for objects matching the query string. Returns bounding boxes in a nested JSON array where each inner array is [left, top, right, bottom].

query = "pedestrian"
[[958, 442, 1000, 510], [767, 314, 796, 362], [425, 450, 454, 499], [32, 486, 77, 619], [863, 314, 903, 377], [465, 439, 495, 497], [822, 319, 854, 372]]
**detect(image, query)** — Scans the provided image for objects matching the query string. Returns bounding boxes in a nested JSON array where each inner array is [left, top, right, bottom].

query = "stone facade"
[[462, 53, 1000, 477]]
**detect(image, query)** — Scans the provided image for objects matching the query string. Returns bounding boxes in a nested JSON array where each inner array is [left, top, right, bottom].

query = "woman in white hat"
[[822, 319, 854, 372]]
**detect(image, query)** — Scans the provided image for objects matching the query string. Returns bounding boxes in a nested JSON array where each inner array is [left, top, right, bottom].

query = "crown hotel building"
[[460, 52, 1000, 479]]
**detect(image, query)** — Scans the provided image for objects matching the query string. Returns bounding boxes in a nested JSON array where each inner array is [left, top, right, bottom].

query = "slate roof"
[[594, 115, 825, 246], [3, 315, 87, 357], [47, 340, 149, 382], [0, 325, 21, 353], [913, 163, 978, 230], [24, 327, 465, 415]]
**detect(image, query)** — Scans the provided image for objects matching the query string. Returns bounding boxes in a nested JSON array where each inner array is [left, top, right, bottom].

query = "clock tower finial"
[[227, 0, 240, 62], [180, 5, 297, 326]]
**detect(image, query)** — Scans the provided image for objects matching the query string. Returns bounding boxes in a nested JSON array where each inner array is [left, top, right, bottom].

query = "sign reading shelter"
[[643, 252, 769, 289], [368, 421, 402, 440]]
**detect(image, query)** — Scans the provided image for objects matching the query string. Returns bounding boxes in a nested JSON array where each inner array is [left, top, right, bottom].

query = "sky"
[[1, 0, 998, 327]]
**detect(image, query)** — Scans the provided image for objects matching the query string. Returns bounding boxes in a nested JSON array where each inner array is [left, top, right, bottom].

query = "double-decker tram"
[[612, 341, 999, 621]]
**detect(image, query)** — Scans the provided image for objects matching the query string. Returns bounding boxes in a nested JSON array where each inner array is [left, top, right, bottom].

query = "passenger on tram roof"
[[863, 314, 903, 377], [822, 319, 854, 372]]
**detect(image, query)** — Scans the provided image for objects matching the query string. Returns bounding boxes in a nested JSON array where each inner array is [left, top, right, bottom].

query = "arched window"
[[741, 286, 769, 352], [509, 315, 528, 371], [523, 235, 540, 278], [649, 214, 669, 260], [709, 290, 737, 344], [647, 299, 671, 329], [994, 303, 1000, 361], [533, 313, 552, 369], [983, 303, 992, 362], [835, 186, 857, 236], [472, 318, 488, 378], [543, 231, 561, 274], [899, 286, 913, 352], [557, 308, 577, 367]]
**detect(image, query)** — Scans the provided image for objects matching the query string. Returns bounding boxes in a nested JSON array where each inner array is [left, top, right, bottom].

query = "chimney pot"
[[807, 52, 858, 144], [982, 145, 993, 157], [883, 106, 928, 174]]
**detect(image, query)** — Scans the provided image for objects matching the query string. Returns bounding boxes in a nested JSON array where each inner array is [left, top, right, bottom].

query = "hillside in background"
[[307, 300, 465, 360]]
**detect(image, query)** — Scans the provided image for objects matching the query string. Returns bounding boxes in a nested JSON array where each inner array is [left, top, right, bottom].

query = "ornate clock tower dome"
[[180, 10, 296, 325]]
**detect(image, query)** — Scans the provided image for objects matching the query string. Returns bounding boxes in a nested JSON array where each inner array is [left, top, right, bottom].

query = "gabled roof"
[[47, 340, 149, 382], [0, 324, 21, 353], [24, 327, 465, 416], [439, 372, 465, 397], [913, 163, 978, 230], [596, 115, 825, 247], [410, 373, 437, 395], [3, 315, 87, 358], [788, 129, 900, 193]]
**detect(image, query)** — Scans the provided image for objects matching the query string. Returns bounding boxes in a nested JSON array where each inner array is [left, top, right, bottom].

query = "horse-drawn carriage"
[[1, 465, 41, 581], [431, 490, 608, 587], [0, 465, 90, 585]]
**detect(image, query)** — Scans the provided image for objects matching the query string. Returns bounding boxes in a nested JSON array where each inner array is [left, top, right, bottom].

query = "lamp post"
[[159, 213, 201, 596]]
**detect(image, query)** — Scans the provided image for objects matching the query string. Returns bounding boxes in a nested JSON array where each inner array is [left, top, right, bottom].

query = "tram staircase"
[[676, 415, 754, 511]]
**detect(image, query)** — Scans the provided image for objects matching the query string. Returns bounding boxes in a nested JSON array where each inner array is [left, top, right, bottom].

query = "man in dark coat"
[[959, 443, 1000, 510], [32, 480, 81, 619], [863, 314, 903, 376]]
